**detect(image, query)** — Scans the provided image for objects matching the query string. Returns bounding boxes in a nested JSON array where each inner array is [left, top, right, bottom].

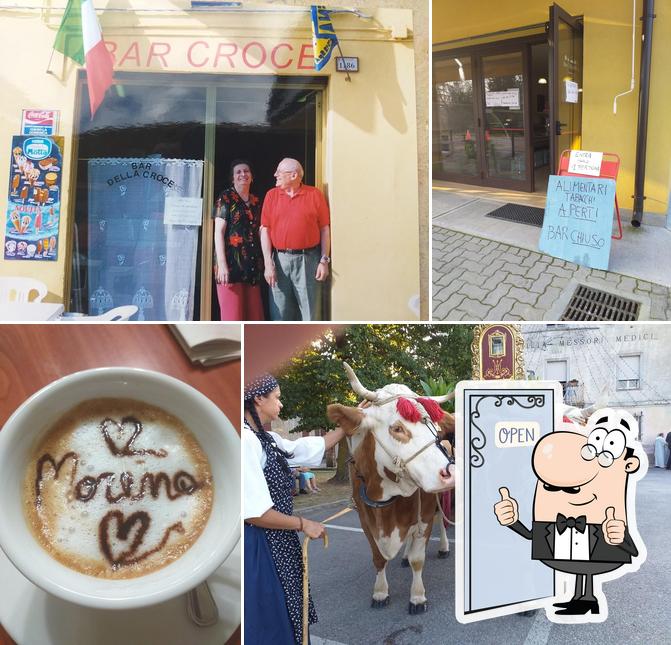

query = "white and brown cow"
[[327, 363, 455, 614]]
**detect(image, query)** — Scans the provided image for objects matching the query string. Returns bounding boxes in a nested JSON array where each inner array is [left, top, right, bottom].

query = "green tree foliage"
[[277, 324, 473, 433]]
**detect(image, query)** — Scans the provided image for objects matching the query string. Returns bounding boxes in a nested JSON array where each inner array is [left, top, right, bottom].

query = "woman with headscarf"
[[213, 159, 264, 320], [243, 374, 344, 644]]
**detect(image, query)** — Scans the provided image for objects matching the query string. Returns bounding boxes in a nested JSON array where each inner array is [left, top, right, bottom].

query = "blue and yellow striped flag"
[[311, 5, 339, 71]]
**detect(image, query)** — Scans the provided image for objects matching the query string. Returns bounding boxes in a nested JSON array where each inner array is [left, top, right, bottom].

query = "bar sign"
[[336, 57, 359, 73]]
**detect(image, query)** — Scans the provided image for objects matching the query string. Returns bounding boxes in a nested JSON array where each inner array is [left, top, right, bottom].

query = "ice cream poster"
[[4, 135, 63, 261]]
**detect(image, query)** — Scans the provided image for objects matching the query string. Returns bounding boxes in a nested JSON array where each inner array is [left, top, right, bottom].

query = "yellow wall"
[[0, 1, 425, 320], [433, 0, 671, 217]]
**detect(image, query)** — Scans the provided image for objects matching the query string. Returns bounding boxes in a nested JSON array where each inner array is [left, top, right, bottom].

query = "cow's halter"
[[347, 394, 453, 504], [368, 418, 446, 484]]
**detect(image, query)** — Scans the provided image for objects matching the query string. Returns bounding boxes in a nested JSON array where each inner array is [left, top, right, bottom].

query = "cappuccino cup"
[[0, 367, 240, 609]]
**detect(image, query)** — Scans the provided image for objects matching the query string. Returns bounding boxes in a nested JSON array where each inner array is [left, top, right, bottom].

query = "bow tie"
[[556, 513, 587, 534]]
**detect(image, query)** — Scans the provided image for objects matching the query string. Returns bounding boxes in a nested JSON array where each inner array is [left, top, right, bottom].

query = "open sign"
[[494, 421, 540, 448]]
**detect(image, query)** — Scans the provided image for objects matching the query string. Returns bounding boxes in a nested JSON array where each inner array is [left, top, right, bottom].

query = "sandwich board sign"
[[455, 380, 563, 623], [538, 175, 616, 270]]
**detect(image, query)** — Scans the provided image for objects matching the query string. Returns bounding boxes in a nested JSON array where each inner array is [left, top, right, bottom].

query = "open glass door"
[[549, 3, 583, 173]]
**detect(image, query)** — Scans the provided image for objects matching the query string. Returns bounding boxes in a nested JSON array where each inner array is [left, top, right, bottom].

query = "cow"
[[327, 363, 456, 614], [402, 412, 455, 567]]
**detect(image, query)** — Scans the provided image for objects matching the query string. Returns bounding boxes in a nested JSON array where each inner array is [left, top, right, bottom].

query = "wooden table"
[[0, 324, 241, 645], [0, 302, 64, 321]]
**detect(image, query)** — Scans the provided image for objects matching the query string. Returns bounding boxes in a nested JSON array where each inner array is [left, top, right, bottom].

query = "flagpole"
[[46, 48, 56, 75], [335, 41, 351, 83]]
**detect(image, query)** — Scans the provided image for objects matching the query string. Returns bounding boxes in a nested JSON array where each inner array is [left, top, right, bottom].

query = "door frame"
[[548, 3, 584, 174], [69, 71, 325, 320], [433, 33, 546, 192]]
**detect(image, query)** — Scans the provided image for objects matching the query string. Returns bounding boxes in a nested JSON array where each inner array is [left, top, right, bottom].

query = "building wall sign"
[[104, 39, 316, 71], [615, 333, 659, 342], [526, 331, 660, 351], [336, 56, 359, 72]]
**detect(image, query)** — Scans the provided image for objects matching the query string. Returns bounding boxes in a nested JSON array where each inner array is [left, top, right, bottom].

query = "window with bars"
[[617, 354, 641, 390]]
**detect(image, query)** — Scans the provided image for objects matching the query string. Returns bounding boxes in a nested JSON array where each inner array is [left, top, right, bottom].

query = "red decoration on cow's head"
[[417, 397, 445, 423], [396, 398, 422, 423]]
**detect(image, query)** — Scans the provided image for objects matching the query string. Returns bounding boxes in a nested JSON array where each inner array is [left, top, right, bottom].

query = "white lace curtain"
[[87, 158, 203, 320]]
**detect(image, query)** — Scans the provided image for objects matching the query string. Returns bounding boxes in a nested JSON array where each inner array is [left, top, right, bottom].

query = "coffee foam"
[[23, 399, 213, 579]]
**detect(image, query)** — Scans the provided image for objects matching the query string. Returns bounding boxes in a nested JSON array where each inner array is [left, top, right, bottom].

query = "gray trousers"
[[269, 247, 322, 321], [542, 560, 622, 601]]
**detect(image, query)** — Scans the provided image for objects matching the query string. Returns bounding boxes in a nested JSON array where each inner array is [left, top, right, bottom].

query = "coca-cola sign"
[[21, 109, 59, 136]]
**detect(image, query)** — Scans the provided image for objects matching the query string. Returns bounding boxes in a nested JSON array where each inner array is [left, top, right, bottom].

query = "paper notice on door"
[[564, 80, 579, 103], [164, 196, 203, 226], [485, 88, 520, 109]]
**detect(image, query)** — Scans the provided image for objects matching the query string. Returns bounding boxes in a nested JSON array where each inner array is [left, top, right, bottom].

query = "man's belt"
[[274, 244, 320, 255]]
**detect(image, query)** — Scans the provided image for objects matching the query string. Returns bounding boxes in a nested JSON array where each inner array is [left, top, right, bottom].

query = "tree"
[[277, 325, 474, 481]]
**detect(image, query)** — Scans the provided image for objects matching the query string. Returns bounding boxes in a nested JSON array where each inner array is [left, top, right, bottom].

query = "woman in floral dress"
[[213, 159, 264, 320]]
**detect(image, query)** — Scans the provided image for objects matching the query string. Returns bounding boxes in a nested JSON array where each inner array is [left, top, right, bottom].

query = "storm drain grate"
[[485, 203, 545, 228], [561, 285, 641, 321]]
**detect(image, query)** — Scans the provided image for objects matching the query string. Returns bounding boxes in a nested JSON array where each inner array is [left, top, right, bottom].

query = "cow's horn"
[[422, 392, 455, 404], [343, 362, 379, 402]]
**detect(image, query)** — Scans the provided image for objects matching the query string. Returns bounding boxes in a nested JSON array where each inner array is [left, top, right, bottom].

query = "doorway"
[[69, 72, 325, 320], [211, 79, 320, 320], [432, 4, 583, 194]]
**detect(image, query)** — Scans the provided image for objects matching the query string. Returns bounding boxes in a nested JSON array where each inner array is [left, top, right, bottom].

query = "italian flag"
[[53, 0, 114, 116]]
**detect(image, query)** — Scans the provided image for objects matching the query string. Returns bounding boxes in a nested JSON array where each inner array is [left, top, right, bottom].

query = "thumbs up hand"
[[494, 487, 519, 526], [602, 506, 626, 545]]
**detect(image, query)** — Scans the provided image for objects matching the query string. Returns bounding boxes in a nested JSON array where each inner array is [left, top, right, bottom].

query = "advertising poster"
[[4, 135, 63, 261], [21, 110, 60, 136]]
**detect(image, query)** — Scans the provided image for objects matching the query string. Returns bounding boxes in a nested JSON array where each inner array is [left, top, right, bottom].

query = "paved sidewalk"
[[433, 183, 671, 287], [433, 228, 671, 321]]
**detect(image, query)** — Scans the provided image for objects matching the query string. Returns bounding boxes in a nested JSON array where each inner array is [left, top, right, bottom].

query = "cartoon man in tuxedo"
[[494, 409, 645, 619]]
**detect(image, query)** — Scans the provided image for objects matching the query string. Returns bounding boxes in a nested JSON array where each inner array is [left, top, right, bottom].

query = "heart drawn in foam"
[[99, 416, 167, 458], [100, 510, 150, 567], [99, 510, 186, 568]]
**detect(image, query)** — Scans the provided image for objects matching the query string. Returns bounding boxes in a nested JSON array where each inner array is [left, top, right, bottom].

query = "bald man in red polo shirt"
[[260, 158, 331, 321]]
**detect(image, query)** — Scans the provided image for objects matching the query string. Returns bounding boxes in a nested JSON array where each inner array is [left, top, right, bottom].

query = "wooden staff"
[[301, 506, 353, 645]]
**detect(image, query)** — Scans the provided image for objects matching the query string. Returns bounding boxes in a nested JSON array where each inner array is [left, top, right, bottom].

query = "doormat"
[[561, 284, 640, 321], [485, 203, 545, 227]]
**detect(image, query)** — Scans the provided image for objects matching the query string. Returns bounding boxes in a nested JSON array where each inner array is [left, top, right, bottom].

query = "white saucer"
[[0, 542, 240, 645]]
